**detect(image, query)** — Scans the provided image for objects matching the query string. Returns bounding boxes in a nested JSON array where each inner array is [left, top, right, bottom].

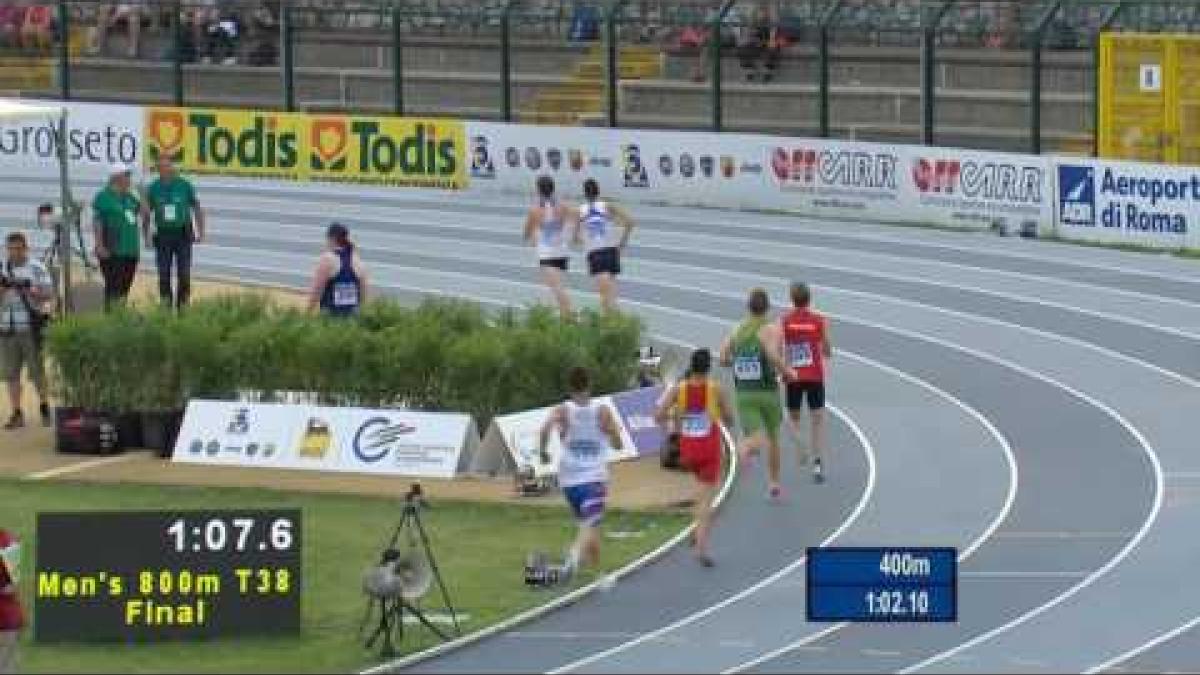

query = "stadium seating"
[[12, 0, 1199, 151]]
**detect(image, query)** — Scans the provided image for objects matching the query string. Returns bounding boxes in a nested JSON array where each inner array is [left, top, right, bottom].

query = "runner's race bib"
[[788, 343, 814, 368], [733, 356, 763, 381], [163, 203, 179, 223], [332, 282, 359, 308], [681, 412, 711, 438], [124, 209, 136, 225], [568, 439, 602, 459]]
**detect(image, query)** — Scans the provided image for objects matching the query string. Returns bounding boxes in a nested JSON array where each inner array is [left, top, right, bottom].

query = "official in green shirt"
[[144, 153, 205, 309], [92, 164, 144, 310]]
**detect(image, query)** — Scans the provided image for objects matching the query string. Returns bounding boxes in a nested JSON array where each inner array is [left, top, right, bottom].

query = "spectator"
[[19, 1, 53, 51], [678, 3, 743, 83], [0, 2, 28, 50], [244, 1, 278, 67], [0, 528, 22, 675], [88, 2, 146, 58], [0, 231, 52, 430], [92, 164, 143, 310], [738, 2, 787, 82], [197, 1, 244, 65]]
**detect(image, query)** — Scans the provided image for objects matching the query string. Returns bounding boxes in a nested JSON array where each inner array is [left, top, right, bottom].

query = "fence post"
[[817, 0, 844, 139], [173, 0, 184, 105], [920, 26, 935, 145], [501, 0, 515, 121], [605, 1, 629, 128], [281, 0, 296, 111], [393, 0, 405, 115], [1029, 1, 1061, 155], [1094, 2, 1126, 158], [710, 0, 736, 132], [57, 0, 70, 99]]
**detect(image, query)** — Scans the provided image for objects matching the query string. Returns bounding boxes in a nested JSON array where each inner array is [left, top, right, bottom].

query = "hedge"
[[44, 295, 644, 428]]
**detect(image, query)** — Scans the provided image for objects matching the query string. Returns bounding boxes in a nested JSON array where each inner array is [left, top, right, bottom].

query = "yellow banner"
[[144, 107, 466, 189]]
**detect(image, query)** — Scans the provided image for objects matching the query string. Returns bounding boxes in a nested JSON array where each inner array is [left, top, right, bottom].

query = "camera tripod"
[[361, 484, 461, 659]]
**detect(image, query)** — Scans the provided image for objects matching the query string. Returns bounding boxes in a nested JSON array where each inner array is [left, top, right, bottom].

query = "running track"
[[3, 170, 1198, 674]]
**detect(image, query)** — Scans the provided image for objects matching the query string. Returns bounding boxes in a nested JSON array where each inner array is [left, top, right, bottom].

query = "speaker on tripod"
[[360, 483, 460, 659]]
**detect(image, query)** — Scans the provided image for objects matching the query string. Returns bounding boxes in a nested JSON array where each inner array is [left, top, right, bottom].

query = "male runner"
[[523, 176, 574, 318], [573, 179, 634, 314], [539, 366, 624, 574], [780, 282, 833, 483], [720, 288, 794, 499], [656, 349, 736, 567]]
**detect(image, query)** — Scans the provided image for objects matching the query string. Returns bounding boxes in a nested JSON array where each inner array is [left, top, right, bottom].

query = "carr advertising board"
[[1055, 156, 1200, 249], [145, 106, 466, 188], [172, 401, 474, 479], [0, 99, 142, 176], [464, 121, 1054, 233]]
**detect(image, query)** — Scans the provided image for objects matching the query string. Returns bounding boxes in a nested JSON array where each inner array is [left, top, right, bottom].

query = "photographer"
[[0, 232, 52, 430]]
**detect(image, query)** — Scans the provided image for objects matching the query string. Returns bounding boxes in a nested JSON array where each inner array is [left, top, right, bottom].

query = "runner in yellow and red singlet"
[[779, 282, 833, 483]]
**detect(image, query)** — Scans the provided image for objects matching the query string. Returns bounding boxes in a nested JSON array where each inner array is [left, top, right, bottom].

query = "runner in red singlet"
[[656, 349, 735, 567], [780, 282, 833, 483]]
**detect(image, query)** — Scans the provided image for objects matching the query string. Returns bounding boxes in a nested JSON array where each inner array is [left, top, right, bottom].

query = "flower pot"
[[54, 407, 124, 456], [141, 410, 185, 459]]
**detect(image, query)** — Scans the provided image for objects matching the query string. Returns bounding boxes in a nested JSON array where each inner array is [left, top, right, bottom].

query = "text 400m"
[[879, 552, 932, 578]]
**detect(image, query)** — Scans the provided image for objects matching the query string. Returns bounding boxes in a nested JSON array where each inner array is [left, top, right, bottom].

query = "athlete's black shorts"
[[587, 247, 621, 277], [786, 381, 826, 411], [539, 257, 568, 271]]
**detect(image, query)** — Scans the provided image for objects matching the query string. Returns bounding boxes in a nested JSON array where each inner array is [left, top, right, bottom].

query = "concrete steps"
[[526, 44, 662, 125]]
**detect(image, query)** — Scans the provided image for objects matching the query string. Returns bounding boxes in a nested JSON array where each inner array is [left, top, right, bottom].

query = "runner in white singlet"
[[539, 366, 624, 572], [572, 179, 634, 314], [523, 176, 575, 318]]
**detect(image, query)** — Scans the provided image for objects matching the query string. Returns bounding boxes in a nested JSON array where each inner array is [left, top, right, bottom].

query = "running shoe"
[[812, 459, 825, 484], [697, 553, 716, 568], [768, 484, 784, 502]]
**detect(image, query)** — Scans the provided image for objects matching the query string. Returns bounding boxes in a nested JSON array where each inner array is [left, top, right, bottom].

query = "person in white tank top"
[[571, 179, 635, 314], [539, 366, 624, 572], [523, 176, 574, 318]]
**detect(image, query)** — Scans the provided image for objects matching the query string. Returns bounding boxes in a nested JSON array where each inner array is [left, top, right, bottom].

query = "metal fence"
[[1, 0, 1197, 154]]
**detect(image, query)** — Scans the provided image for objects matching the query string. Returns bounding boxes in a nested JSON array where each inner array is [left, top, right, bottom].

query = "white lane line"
[[171, 182, 1200, 284], [862, 649, 904, 658], [207, 213, 1200, 336], [26, 453, 142, 480], [959, 572, 1090, 580], [202, 237, 1200, 395], [993, 531, 1136, 540], [196, 270, 747, 675], [723, 352, 1017, 675], [545, 407, 878, 675], [1085, 615, 1200, 674], [191, 205, 1200, 314], [204, 255, 1165, 674]]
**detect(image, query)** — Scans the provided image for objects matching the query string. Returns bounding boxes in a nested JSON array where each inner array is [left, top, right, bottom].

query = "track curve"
[[1, 171, 1195, 673]]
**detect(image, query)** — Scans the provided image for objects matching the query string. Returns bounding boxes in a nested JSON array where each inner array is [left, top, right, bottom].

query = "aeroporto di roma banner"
[[144, 106, 467, 189]]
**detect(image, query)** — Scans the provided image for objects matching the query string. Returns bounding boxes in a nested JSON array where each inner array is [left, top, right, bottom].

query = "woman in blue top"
[[308, 222, 369, 317]]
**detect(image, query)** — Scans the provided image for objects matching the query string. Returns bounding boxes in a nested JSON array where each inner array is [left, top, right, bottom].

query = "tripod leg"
[[411, 511, 461, 634]]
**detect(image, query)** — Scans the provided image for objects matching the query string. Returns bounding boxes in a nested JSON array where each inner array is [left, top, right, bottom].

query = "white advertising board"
[[173, 401, 477, 479], [465, 121, 1055, 233], [1054, 157, 1200, 249], [474, 396, 639, 479], [0, 99, 143, 177]]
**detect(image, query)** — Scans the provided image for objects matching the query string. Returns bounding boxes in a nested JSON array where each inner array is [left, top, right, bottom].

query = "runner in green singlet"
[[720, 287, 794, 500]]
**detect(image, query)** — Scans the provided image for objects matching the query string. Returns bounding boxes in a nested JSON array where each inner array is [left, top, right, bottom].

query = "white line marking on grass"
[[26, 453, 142, 481]]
